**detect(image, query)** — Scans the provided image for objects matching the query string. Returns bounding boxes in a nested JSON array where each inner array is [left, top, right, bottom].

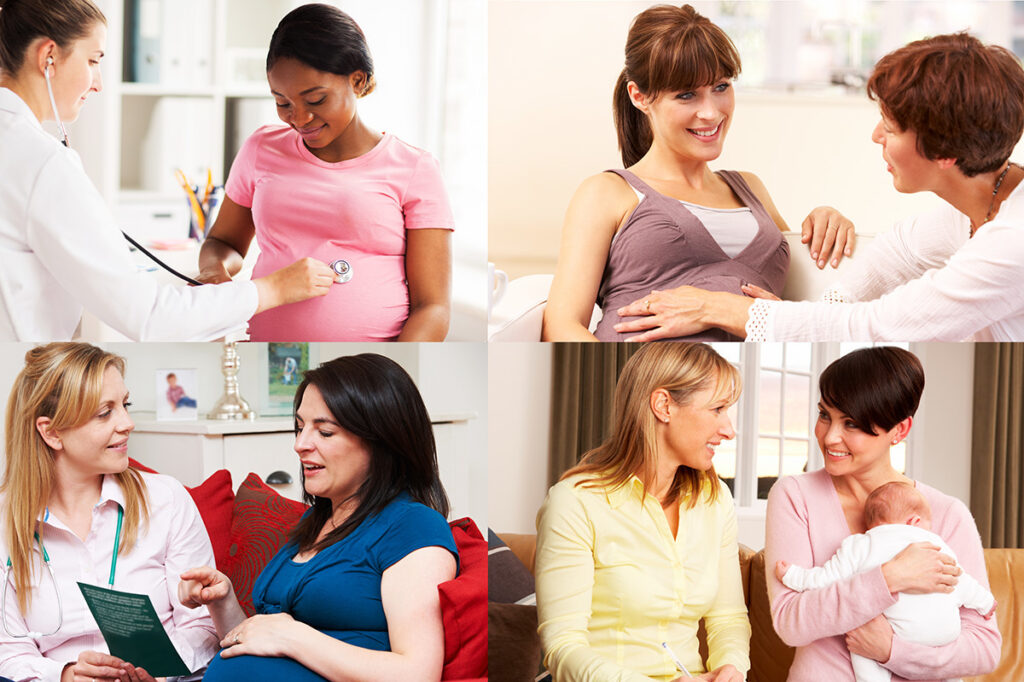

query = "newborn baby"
[[775, 481, 996, 682]]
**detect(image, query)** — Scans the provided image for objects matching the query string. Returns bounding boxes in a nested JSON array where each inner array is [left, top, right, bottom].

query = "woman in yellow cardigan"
[[536, 343, 750, 682]]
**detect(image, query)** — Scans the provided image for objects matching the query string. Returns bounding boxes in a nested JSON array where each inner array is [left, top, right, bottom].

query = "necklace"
[[973, 162, 1020, 237]]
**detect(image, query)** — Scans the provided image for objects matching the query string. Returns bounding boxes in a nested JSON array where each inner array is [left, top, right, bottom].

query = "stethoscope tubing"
[[44, 64, 204, 288], [2, 506, 122, 639]]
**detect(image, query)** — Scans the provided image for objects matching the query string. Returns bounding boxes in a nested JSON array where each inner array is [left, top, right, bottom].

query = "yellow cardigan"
[[536, 474, 751, 681]]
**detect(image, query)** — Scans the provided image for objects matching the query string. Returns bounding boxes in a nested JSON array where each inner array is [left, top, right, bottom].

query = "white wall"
[[488, 343, 552, 534]]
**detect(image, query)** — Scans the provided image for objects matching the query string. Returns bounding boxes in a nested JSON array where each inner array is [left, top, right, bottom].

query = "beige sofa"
[[498, 533, 1024, 682]]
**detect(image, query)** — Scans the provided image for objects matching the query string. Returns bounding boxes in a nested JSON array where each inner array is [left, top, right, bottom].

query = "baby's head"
[[864, 481, 932, 530]]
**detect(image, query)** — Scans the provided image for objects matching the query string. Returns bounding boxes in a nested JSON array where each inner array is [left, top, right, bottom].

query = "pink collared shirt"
[[0, 472, 219, 682]]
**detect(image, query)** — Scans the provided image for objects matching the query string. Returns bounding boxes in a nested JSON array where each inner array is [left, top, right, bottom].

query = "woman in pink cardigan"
[[764, 347, 1000, 681]]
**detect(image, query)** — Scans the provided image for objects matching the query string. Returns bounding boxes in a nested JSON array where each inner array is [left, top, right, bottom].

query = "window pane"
[[714, 441, 737, 479], [785, 343, 812, 371], [757, 437, 781, 476], [784, 373, 811, 437], [710, 343, 740, 364], [757, 437, 781, 500], [890, 443, 906, 474], [759, 370, 782, 434], [761, 343, 783, 368], [782, 439, 809, 477]]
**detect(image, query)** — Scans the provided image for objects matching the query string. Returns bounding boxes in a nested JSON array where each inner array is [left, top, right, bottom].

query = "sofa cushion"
[[185, 469, 235, 570], [488, 603, 541, 682], [128, 459, 234, 570], [439, 518, 488, 680], [221, 472, 308, 616], [964, 548, 1024, 682], [748, 550, 795, 682], [488, 530, 535, 604]]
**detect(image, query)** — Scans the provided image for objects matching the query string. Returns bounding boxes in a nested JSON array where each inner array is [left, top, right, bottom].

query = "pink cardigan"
[[765, 469, 1001, 681]]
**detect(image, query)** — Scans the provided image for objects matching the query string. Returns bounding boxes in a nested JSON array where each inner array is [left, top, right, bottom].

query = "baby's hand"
[[775, 560, 790, 582]]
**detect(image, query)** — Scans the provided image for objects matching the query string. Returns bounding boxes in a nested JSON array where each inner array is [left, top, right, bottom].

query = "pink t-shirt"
[[226, 125, 454, 341]]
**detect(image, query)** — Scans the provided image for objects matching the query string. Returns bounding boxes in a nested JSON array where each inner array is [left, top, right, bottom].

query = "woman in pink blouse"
[[765, 347, 1000, 681], [0, 344, 218, 682], [198, 4, 453, 341]]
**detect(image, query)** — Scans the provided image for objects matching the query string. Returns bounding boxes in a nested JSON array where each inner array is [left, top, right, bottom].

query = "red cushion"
[[128, 459, 234, 570], [186, 469, 234, 570], [439, 517, 488, 680], [221, 473, 308, 616]]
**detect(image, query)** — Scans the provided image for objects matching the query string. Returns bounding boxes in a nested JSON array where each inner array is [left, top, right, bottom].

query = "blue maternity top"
[[204, 493, 458, 681]]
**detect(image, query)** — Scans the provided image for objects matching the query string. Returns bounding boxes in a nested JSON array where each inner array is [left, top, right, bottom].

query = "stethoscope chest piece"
[[330, 259, 353, 284]]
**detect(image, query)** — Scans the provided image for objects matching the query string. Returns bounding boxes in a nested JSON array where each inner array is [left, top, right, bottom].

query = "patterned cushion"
[[439, 518, 488, 680], [220, 472, 308, 616]]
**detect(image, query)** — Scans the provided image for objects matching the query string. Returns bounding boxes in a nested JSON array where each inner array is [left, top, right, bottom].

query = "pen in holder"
[[175, 168, 222, 240]]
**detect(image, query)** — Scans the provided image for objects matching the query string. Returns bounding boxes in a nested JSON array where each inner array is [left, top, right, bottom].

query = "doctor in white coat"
[[0, 0, 335, 341]]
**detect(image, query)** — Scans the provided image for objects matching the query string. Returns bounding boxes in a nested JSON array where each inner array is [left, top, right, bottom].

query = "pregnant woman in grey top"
[[542, 4, 853, 342]]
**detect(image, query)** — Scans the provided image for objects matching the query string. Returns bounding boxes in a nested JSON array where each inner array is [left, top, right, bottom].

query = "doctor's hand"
[[60, 651, 163, 682], [179, 566, 234, 608], [254, 257, 334, 313], [219, 613, 305, 660], [801, 206, 856, 269]]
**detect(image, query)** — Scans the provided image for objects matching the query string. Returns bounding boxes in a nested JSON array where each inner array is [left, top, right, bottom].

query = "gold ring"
[[234, 633, 241, 644]]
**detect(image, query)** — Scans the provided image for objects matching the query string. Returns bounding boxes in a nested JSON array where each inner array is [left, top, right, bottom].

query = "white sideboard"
[[127, 412, 476, 517]]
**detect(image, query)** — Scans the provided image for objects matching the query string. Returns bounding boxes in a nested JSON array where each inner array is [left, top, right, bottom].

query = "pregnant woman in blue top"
[[177, 354, 458, 681]]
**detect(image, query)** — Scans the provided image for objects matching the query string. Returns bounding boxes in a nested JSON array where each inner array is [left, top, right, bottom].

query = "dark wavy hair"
[[289, 354, 449, 553], [266, 3, 376, 97]]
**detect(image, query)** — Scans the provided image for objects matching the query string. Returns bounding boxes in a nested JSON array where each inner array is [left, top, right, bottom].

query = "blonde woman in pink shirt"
[[198, 4, 453, 341], [765, 347, 1001, 681], [0, 344, 219, 682]]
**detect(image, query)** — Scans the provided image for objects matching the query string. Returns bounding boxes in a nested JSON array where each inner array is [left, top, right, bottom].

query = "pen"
[[661, 641, 692, 677]]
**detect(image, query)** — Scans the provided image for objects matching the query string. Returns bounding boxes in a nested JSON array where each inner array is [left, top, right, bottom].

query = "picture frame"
[[156, 368, 199, 421], [260, 343, 316, 416]]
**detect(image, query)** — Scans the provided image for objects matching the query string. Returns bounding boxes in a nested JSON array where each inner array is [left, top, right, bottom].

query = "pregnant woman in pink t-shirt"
[[197, 5, 453, 341]]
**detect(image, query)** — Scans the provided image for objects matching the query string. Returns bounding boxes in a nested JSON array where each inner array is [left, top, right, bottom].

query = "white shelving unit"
[[80, 0, 292, 236]]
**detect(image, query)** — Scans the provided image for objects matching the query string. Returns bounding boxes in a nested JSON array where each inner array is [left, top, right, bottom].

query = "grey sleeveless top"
[[593, 169, 790, 341]]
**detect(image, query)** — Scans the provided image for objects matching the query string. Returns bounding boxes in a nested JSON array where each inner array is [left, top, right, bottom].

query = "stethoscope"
[[1, 505, 123, 638], [42, 58, 209, 287], [43, 59, 355, 288]]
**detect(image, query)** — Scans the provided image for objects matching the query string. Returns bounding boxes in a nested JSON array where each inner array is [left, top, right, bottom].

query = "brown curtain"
[[548, 343, 641, 485], [971, 343, 1024, 549]]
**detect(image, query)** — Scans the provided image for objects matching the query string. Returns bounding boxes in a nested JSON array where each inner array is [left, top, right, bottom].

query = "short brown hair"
[[818, 346, 924, 435], [864, 481, 931, 529], [867, 32, 1024, 177], [613, 4, 741, 167]]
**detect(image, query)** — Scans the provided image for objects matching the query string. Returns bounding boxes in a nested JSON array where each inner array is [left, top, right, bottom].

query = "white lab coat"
[[0, 87, 258, 341]]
